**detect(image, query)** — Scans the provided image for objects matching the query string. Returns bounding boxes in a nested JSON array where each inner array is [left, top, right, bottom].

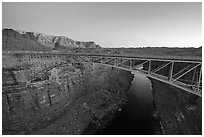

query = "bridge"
[[4, 52, 202, 97]]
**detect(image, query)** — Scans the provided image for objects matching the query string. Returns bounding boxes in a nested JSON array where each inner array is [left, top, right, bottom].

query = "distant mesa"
[[2, 28, 101, 51]]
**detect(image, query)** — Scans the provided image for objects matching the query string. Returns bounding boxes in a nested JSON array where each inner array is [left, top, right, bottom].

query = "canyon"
[[2, 28, 202, 135], [2, 54, 133, 134], [2, 53, 202, 135]]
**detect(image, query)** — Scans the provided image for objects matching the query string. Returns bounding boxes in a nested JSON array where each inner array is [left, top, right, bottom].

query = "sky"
[[2, 2, 202, 48]]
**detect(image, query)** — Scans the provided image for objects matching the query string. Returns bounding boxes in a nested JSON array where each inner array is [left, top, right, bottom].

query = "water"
[[98, 72, 161, 135]]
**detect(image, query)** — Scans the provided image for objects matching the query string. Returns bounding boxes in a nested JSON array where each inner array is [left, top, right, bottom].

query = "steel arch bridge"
[[5, 52, 202, 97]]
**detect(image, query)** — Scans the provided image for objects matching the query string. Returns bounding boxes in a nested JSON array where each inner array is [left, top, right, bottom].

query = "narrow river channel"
[[98, 72, 162, 135]]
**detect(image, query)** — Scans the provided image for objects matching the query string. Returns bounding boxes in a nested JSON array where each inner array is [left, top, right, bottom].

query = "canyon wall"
[[150, 78, 202, 135], [2, 55, 133, 135]]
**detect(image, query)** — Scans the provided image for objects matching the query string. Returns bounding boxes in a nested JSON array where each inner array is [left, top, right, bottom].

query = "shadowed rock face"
[[150, 78, 202, 135], [2, 28, 101, 51]]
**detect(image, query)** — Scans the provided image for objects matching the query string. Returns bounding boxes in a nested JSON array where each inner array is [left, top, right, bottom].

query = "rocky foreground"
[[2, 54, 133, 134]]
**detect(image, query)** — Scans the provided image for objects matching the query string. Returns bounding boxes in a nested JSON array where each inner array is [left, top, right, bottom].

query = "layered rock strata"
[[2, 55, 133, 134], [2, 29, 101, 51]]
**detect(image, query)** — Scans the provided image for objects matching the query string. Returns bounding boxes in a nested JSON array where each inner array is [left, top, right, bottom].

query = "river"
[[97, 72, 162, 135]]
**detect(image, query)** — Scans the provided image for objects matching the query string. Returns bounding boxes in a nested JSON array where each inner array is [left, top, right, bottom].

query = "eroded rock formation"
[[2, 28, 101, 51]]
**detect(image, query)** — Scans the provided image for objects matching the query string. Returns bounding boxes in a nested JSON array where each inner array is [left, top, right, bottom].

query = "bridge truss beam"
[[87, 56, 202, 97]]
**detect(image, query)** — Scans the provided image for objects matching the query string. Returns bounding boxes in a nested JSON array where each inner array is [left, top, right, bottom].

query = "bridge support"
[[114, 58, 117, 66], [173, 64, 201, 81], [130, 59, 132, 70], [148, 60, 151, 74], [191, 68, 196, 85], [168, 61, 174, 81], [197, 65, 202, 92]]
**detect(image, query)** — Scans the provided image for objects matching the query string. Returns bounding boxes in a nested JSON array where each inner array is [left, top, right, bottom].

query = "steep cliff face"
[[76, 41, 101, 48], [2, 55, 133, 135], [2, 29, 51, 51], [2, 29, 101, 51], [34, 33, 56, 48], [150, 78, 202, 135]]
